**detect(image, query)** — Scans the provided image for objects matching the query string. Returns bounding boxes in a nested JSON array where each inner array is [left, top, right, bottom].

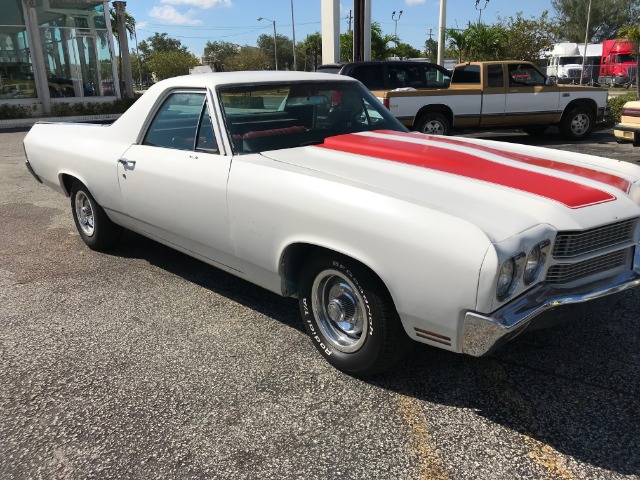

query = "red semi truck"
[[599, 39, 637, 87]]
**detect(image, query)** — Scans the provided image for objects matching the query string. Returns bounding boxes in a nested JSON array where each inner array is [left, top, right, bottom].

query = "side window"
[[350, 65, 385, 90], [196, 101, 219, 153], [452, 65, 481, 84], [487, 64, 504, 87], [508, 64, 545, 86], [423, 65, 451, 88], [143, 92, 205, 150]]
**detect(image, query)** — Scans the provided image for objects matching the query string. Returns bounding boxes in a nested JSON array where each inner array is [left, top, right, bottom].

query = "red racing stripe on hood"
[[376, 130, 631, 193], [316, 133, 616, 209]]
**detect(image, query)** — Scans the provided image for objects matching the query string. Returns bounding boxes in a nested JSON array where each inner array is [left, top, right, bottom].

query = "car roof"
[[152, 71, 357, 89]]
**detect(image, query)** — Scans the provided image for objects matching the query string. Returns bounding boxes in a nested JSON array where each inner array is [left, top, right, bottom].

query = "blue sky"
[[126, 0, 556, 57]]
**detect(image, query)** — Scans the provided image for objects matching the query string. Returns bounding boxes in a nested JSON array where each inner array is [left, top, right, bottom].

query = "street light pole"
[[391, 10, 402, 47], [580, 0, 592, 85], [290, 0, 297, 70], [475, 0, 489, 25], [258, 17, 278, 70]]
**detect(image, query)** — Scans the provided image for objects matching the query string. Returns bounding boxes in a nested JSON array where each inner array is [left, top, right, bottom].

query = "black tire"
[[416, 112, 451, 136], [522, 125, 549, 136], [70, 181, 122, 251], [559, 106, 595, 140], [298, 252, 412, 376]]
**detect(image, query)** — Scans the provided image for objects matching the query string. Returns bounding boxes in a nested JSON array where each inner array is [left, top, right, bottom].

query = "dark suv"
[[317, 61, 451, 91]]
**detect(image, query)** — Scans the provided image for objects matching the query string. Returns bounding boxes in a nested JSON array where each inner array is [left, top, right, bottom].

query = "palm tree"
[[109, 8, 136, 86], [618, 25, 640, 98]]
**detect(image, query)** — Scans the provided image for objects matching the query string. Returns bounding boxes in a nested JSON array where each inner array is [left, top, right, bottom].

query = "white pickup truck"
[[373, 61, 609, 140]]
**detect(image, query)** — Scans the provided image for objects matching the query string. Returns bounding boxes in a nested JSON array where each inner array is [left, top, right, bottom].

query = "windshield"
[[218, 81, 407, 154], [559, 56, 583, 66]]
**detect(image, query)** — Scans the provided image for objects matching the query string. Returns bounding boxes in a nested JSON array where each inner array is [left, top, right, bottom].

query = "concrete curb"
[[0, 113, 122, 130]]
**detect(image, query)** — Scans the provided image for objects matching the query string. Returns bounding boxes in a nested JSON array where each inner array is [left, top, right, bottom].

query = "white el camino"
[[24, 71, 640, 376]]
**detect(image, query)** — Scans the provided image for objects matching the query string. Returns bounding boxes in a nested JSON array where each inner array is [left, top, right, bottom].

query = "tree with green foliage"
[[465, 23, 508, 60], [500, 12, 556, 63], [203, 40, 240, 72], [257, 33, 294, 70], [552, 0, 640, 42], [146, 50, 199, 80], [299, 33, 322, 70], [618, 25, 640, 98], [340, 22, 394, 61], [424, 38, 438, 62], [390, 42, 422, 60], [138, 33, 198, 81], [225, 46, 270, 71]]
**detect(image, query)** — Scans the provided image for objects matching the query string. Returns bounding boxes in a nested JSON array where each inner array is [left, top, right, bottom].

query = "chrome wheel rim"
[[571, 113, 590, 136], [311, 269, 367, 353], [422, 120, 445, 135], [75, 191, 95, 237]]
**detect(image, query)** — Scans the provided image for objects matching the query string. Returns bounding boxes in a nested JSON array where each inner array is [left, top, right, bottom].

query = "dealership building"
[[0, 0, 120, 115]]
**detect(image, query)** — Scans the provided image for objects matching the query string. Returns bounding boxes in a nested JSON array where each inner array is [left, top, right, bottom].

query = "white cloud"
[[149, 5, 203, 25], [160, 0, 232, 9], [136, 21, 148, 30], [405, 0, 426, 5]]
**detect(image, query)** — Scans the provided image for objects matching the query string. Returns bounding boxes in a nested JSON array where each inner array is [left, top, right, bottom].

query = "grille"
[[546, 248, 631, 284], [553, 219, 637, 258]]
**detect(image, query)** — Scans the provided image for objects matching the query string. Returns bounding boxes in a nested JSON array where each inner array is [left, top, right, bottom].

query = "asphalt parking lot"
[[1, 127, 639, 479]]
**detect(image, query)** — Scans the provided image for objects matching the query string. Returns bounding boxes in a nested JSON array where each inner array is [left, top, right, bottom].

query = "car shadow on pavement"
[[108, 229, 304, 334], [372, 294, 640, 476], [109, 230, 639, 476]]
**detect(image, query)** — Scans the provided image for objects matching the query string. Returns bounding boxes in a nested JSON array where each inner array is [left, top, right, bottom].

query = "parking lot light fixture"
[[258, 17, 278, 71]]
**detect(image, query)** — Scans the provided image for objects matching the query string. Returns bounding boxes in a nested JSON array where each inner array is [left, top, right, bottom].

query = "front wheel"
[[70, 181, 122, 251], [559, 107, 595, 140], [416, 112, 451, 136], [299, 253, 411, 376]]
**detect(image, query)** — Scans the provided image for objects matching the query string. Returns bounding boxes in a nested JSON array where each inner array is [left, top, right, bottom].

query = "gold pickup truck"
[[372, 61, 609, 140], [614, 100, 640, 146]]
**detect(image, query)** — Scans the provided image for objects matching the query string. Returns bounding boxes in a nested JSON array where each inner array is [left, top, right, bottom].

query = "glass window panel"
[[144, 93, 206, 150], [0, 26, 37, 99]]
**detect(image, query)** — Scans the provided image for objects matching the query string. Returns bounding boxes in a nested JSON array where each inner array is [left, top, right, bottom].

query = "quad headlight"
[[496, 241, 551, 302], [524, 240, 550, 285], [497, 256, 518, 301]]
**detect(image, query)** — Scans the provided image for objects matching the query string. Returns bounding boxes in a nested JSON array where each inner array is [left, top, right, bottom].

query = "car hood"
[[260, 130, 640, 243]]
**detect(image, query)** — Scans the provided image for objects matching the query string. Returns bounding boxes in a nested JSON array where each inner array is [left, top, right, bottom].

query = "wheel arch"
[[562, 98, 598, 118], [59, 172, 87, 197], [413, 104, 454, 130], [278, 242, 395, 303]]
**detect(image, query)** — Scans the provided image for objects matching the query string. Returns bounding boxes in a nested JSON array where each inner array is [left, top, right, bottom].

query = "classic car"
[[614, 99, 640, 146], [23, 72, 640, 376]]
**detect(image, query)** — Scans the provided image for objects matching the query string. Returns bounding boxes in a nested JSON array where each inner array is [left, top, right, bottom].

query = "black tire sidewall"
[[71, 183, 102, 248], [560, 107, 595, 140], [299, 255, 388, 375], [418, 112, 451, 135]]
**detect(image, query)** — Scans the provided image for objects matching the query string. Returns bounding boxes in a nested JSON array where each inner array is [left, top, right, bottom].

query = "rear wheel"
[[298, 253, 411, 376], [416, 112, 451, 136], [70, 181, 122, 251], [559, 107, 595, 140]]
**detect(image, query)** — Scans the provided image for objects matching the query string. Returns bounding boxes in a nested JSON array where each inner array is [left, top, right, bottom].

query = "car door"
[[504, 63, 560, 124], [479, 64, 507, 126], [116, 89, 234, 265]]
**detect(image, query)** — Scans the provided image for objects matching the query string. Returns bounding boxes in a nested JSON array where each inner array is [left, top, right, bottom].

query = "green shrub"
[[51, 97, 139, 117], [0, 104, 32, 120], [604, 92, 638, 127]]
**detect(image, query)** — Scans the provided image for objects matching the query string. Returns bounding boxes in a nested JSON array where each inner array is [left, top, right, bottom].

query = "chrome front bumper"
[[462, 249, 640, 356]]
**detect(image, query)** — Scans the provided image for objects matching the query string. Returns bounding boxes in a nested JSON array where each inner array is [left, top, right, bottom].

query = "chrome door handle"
[[118, 158, 136, 166]]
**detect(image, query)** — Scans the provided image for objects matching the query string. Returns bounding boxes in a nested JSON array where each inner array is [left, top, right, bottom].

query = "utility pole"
[[290, 0, 297, 71], [346, 9, 353, 32], [475, 0, 489, 25], [437, 0, 446, 67], [392, 10, 403, 47], [580, 0, 592, 85]]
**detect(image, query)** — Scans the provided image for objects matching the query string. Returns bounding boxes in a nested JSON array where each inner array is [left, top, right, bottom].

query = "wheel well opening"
[[413, 105, 453, 130], [279, 244, 392, 302], [564, 98, 597, 116], [60, 174, 79, 197]]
